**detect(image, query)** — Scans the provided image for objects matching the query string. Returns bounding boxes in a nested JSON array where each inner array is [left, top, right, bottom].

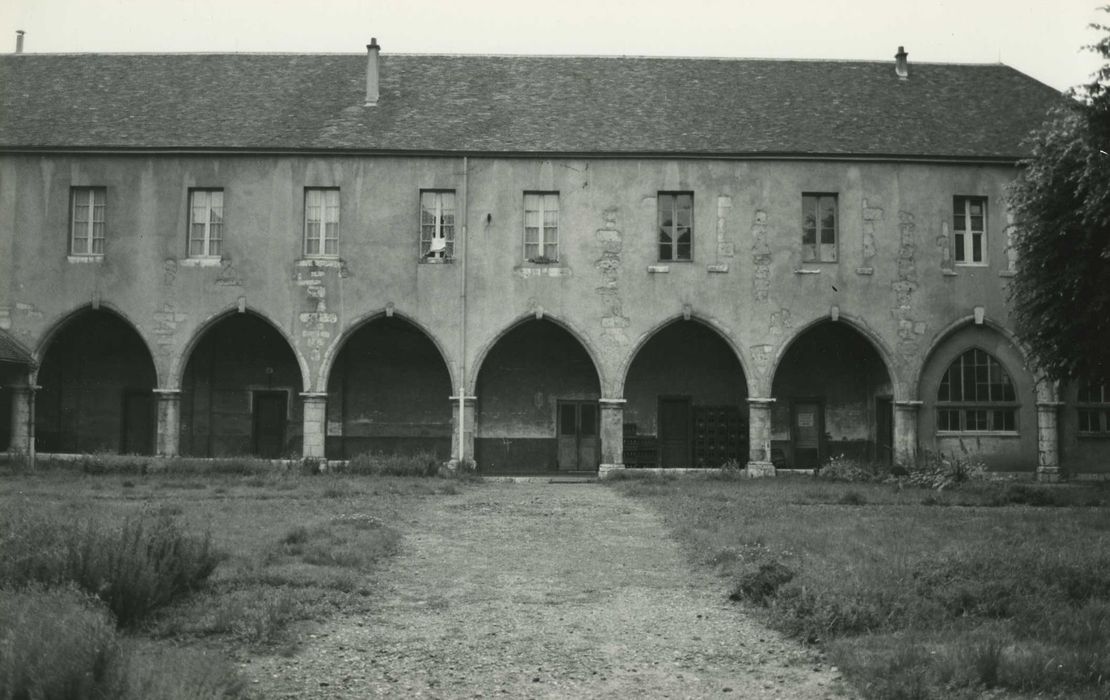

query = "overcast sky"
[[1, 0, 1105, 92]]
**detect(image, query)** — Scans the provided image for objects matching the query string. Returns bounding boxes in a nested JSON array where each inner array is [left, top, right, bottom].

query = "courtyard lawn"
[[609, 473, 1110, 700], [0, 459, 467, 698]]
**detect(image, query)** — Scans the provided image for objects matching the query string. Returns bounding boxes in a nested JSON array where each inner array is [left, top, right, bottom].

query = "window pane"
[[954, 232, 965, 262], [560, 404, 577, 435], [972, 232, 982, 262], [580, 404, 597, 436], [524, 243, 539, 260], [659, 243, 673, 261]]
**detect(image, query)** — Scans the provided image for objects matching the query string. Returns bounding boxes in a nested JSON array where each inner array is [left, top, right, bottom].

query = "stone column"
[[1035, 401, 1063, 482], [153, 389, 181, 457], [450, 395, 477, 466], [598, 398, 626, 477], [893, 400, 922, 468], [300, 392, 328, 460], [746, 397, 776, 477], [9, 384, 36, 460]]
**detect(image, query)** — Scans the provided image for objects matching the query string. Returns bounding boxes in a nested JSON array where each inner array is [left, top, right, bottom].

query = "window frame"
[[303, 187, 340, 258], [801, 193, 838, 263], [187, 188, 225, 259], [419, 189, 456, 263], [523, 191, 559, 264], [657, 191, 694, 262], [935, 348, 1019, 435], [69, 187, 107, 257], [953, 195, 988, 266], [1077, 380, 1110, 436]]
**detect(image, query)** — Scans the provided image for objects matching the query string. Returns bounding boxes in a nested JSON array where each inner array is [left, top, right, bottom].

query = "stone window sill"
[[942, 269, 959, 277], [793, 268, 822, 275], [706, 264, 729, 273], [419, 258, 455, 265], [296, 257, 344, 268], [180, 257, 222, 268], [998, 270, 1016, 278], [67, 255, 103, 264], [936, 431, 1020, 438], [513, 265, 572, 278], [647, 265, 670, 273]]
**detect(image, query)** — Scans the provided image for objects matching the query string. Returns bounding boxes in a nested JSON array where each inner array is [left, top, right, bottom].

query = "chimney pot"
[[366, 38, 381, 106], [15, 30, 24, 54], [895, 45, 909, 80]]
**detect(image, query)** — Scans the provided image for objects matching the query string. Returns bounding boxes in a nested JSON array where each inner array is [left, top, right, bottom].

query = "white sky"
[[1, 0, 1105, 92]]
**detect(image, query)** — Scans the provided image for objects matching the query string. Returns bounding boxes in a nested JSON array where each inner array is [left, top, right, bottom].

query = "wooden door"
[[252, 391, 287, 458], [792, 400, 822, 467], [121, 390, 153, 455], [577, 402, 598, 470], [876, 396, 893, 465], [557, 400, 599, 471], [659, 397, 692, 467]]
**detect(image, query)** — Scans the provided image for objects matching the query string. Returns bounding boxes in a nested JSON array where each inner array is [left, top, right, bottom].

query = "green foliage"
[[0, 509, 220, 627], [903, 450, 987, 490], [816, 454, 888, 482], [340, 450, 443, 477], [1006, 10, 1110, 383]]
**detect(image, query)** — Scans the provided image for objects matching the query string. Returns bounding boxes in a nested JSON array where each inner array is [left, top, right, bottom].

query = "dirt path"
[[244, 481, 853, 698]]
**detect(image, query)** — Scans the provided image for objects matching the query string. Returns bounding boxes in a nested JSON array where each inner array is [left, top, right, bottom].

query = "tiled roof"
[[0, 53, 1063, 159], [0, 329, 33, 366]]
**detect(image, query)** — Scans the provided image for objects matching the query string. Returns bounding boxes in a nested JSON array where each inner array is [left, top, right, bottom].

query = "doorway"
[[876, 396, 893, 465], [792, 399, 823, 467], [252, 390, 287, 458], [557, 400, 598, 471], [121, 390, 153, 455], [659, 396, 692, 467]]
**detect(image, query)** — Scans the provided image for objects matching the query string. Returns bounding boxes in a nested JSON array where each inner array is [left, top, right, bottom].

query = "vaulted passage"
[[474, 320, 601, 473], [325, 317, 453, 460], [623, 321, 748, 468], [771, 322, 893, 468], [180, 313, 303, 458], [36, 309, 157, 454]]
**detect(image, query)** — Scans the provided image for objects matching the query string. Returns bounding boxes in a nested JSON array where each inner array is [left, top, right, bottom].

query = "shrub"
[[729, 560, 796, 604], [0, 585, 125, 699], [0, 509, 221, 627], [816, 454, 887, 483], [340, 450, 442, 477]]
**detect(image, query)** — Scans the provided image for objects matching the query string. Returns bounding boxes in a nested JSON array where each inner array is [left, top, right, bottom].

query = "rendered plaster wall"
[[325, 317, 452, 459], [622, 320, 747, 437], [474, 320, 600, 472], [770, 322, 893, 465], [179, 314, 303, 457], [34, 310, 157, 453]]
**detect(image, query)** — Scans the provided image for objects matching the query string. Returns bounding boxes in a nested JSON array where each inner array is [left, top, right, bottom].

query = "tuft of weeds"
[[729, 560, 795, 604], [339, 450, 442, 477]]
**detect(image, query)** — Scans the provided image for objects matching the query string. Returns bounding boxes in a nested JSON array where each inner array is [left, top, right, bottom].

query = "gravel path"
[[244, 481, 854, 698]]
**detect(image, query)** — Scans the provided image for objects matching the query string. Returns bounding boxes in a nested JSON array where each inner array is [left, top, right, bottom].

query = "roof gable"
[[0, 53, 1064, 159]]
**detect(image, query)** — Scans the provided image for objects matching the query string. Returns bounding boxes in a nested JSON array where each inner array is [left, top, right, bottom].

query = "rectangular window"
[[188, 189, 224, 258], [420, 190, 455, 262], [524, 192, 558, 263], [304, 188, 340, 257], [953, 196, 987, 265], [658, 192, 693, 261], [802, 194, 837, 262], [1077, 380, 1110, 435], [70, 187, 106, 256]]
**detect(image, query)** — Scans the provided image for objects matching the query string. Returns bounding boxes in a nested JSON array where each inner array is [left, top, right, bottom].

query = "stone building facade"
[[1, 44, 1106, 478]]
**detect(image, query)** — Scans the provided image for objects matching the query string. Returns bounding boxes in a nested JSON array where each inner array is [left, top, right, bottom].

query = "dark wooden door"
[[659, 397, 692, 467], [252, 391, 287, 458], [557, 400, 599, 471], [792, 400, 823, 467], [121, 391, 153, 455], [876, 396, 893, 465]]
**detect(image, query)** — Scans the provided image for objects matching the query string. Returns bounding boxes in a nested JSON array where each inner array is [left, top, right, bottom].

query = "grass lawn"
[[609, 473, 1110, 700], [0, 459, 468, 698]]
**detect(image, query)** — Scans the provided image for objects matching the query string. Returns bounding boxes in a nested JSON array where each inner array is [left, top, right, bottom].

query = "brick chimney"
[[15, 30, 24, 54], [366, 38, 381, 106], [895, 46, 908, 80]]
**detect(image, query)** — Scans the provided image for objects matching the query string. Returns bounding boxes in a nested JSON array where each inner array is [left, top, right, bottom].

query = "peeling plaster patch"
[[1003, 209, 1018, 274], [152, 303, 188, 356], [162, 259, 177, 286], [768, 308, 795, 336], [0, 307, 10, 330], [716, 195, 735, 261], [14, 302, 42, 321], [936, 220, 954, 274], [295, 260, 343, 362], [751, 210, 772, 302], [893, 212, 923, 360], [596, 207, 629, 346], [861, 198, 883, 271], [750, 344, 774, 378]]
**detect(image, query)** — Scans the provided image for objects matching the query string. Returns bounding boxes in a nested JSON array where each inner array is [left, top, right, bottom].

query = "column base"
[[598, 463, 626, 478], [746, 461, 777, 478], [1035, 465, 1062, 483]]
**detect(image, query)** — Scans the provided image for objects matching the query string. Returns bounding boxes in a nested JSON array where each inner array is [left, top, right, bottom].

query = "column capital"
[[599, 398, 627, 406], [894, 400, 924, 409], [153, 388, 182, 397], [300, 391, 329, 400], [747, 397, 776, 406], [1035, 401, 1065, 409], [9, 384, 41, 393], [449, 395, 478, 402]]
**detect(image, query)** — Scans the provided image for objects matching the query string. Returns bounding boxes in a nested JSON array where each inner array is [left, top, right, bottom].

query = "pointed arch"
[[172, 305, 309, 392], [616, 314, 752, 398], [468, 313, 605, 396], [317, 309, 456, 394], [34, 302, 162, 388], [765, 313, 900, 399]]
